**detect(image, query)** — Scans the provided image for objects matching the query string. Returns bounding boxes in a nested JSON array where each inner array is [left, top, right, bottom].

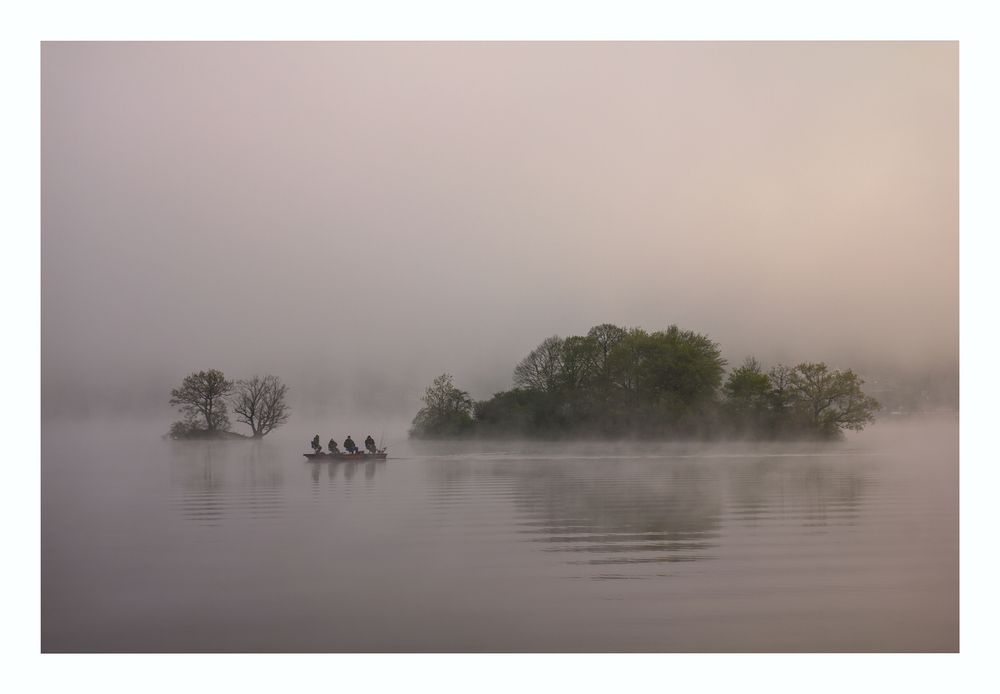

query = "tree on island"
[[786, 362, 880, 437], [513, 336, 566, 392], [766, 364, 796, 419], [495, 325, 725, 436], [722, 357, 773, 435], [721, 359, 880, 439], [410, 323, 880, 441], [169, 369, 233, 437], [587, 323, 628, 375], [630, 326, 727, 414], [232, 374, 291, 438], [409, 373, 475, 438], [436, 324, 727, 439]]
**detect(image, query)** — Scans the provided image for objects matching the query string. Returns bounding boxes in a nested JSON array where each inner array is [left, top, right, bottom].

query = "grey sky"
[[41, 42, 957, 416]]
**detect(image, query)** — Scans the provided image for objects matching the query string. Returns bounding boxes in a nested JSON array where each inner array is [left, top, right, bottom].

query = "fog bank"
[[41, 42, 957, 418]]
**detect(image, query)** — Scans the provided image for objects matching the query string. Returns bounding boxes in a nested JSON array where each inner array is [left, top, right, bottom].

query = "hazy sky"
[[41, 42, 957, 415]]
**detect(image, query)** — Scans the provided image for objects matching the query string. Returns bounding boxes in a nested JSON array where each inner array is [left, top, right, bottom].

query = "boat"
[[304, 451, 388, 461]]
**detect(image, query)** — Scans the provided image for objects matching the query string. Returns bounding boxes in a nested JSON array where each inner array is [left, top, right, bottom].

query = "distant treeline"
[[410, 323, 880, 441]]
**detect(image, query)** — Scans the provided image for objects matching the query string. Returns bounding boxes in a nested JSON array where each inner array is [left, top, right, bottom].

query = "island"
[[409, 323, 880, 441]]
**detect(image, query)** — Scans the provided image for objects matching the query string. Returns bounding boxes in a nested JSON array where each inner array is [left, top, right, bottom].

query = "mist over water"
[[42, 415, 956, 652], [41, 42, 958, 652], [41, 42, 957, 417]]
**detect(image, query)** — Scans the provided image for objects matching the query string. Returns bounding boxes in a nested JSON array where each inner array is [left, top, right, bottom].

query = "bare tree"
[[513, 335, 565, 392], [169, 369, 233, 432], [232, 374, 291, 438]]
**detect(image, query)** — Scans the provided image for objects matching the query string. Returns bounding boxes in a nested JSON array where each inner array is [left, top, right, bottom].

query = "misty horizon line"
[[41, 351, 959, 421]]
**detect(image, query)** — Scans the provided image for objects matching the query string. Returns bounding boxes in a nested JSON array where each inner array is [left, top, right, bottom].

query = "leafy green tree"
[[607, 328, 648, 396], [722, 357, 772, 435], [724, 357, 770, 402], [409, 325, 881, 441], [410, 373, 475, 438], [637, 326, 726, 408], [169, 369, 233, 433], [474, 388, 565, 438], [787, 362, 880, 438]]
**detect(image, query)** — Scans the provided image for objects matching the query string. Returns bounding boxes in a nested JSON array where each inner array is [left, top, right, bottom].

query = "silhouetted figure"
[[328, 438, 340, 454], [344, 435, 358, 454], [365, 435, 377, 454], [311, 434, 322, 453]]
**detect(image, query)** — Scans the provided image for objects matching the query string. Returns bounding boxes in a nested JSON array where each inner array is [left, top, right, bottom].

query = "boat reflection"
[[307, 457, 384, 485]]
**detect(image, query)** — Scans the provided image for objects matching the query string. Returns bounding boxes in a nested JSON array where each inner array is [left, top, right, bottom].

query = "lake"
[[41, 415, 958, 652]]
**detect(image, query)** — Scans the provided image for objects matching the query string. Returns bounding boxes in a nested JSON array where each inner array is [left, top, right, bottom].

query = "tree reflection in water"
[[169, 441, 285, 526], [426, 454, 871, 571]]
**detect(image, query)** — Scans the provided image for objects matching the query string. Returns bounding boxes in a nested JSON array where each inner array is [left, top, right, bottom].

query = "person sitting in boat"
[[328, 438, 340, 454], [365, 435, 377, 454], [343, 435, 358, 454], [310, 434, 322, 453]]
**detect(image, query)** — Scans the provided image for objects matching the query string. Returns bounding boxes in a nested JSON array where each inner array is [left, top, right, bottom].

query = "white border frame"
[[7, 2, 993, 692]]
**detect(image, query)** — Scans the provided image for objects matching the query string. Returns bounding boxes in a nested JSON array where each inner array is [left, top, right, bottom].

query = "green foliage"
[[722, 357, 772, 436], [475, 324, 726, 438], [721, 359, 880, 439], [724, 357, 770, 402], [473, 388, 567, 438], [632, 326, 727, 410], [785, 362, 881, 438], [409, 373, 475, 438], [411, 325, 881, 441]]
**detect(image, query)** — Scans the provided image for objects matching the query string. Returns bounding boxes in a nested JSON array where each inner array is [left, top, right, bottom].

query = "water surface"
[[41, 416, 958, 652]]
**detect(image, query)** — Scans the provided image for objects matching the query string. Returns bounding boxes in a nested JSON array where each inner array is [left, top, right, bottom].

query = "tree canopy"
[[169, 369, 233, 434], [475, 324, 726, 437], [409, 373, 475, 438], [168, 369, 292, 439], [786, 362, 880, 437], [411, 323, 880, 441], [513, 336, 565, 392], [722, 357, 772, 435]]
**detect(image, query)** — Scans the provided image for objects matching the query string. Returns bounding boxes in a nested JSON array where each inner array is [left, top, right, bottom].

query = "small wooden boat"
[[304, 451, 388, 461]]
